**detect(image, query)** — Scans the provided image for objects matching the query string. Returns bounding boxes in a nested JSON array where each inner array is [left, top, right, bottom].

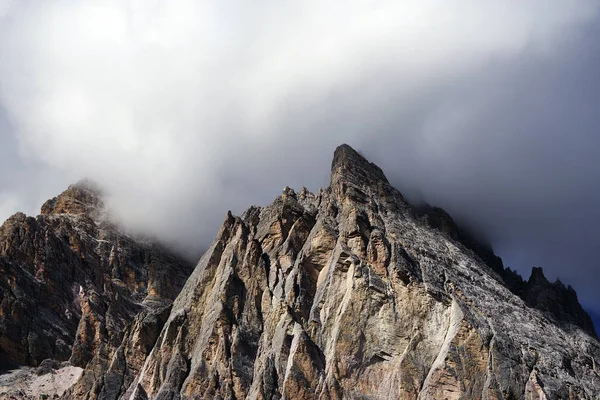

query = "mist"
[[1, 1, 600, 321]]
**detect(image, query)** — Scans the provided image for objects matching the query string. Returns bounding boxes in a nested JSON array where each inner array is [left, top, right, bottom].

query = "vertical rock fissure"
[[419, 298, 463, 397], [482, 319, 498, 400]]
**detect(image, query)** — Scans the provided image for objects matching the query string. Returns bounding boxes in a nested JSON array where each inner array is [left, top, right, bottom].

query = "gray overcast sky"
[[1, 1, 599, 327]]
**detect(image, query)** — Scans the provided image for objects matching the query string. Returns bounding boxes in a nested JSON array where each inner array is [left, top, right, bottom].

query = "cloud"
[[1, 1, 599, 316]]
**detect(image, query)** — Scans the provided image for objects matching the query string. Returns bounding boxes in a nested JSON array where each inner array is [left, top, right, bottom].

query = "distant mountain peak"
[[0, 183, 193, 373], [529, 266, 549, 284], [525, 266, 597, 337], [40, 179, 104, 217]]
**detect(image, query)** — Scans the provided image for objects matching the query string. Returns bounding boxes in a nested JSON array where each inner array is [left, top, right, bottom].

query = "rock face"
[[108, 145, 597, 399], [0, 181, 194, 397], [415, 205, 597, 338], [2, 145, 600, 399]]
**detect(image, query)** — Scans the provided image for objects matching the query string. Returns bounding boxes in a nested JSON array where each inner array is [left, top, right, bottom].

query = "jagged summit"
[[524, 266, 597, 337], [529, 266, 549, 284], [332, 147, 597, 337], [40, 179, 104, 216], [331, 144, 390, 188], [0, 183, 193, 376]]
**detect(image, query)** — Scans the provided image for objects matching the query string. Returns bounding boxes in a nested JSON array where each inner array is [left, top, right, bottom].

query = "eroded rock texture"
[[0, 182, 194, 398], [415, 205, 598, 339], [115, 145, 599, 399]]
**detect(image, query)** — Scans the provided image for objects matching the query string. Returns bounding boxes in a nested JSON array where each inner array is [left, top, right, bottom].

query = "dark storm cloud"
[[0, 1, 599, 324], [362, 23, 600, 317]]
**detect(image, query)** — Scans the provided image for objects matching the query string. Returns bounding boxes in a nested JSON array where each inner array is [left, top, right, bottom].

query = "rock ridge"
[[41, 179, 105, 217], [96, 144, 598, 399], [415, 203, 597, 338]]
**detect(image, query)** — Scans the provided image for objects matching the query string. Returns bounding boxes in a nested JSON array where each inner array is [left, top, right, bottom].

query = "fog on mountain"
[[1, 1, 600, 398]]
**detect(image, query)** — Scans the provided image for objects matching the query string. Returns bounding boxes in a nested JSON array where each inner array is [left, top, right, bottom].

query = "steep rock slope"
[[415, 204, 597, 338], [116, 145, 600, 399], [0, 182, 194, 397]]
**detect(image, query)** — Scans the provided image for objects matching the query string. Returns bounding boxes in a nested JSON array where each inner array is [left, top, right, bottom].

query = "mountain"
[[0, 182, 194, 398], [1, 145, 600, 399], [414, 204, 597, 338]]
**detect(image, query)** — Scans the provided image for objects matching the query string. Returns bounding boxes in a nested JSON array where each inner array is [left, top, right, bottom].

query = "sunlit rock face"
[[0, 181, 194, 397], [109, 145, 598, 399]]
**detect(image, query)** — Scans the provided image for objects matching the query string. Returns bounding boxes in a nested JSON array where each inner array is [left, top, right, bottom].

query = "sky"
[[0, 1, 599, 328]]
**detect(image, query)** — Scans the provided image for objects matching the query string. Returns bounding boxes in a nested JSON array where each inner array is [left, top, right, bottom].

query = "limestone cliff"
[[114, 145, 598, 399], [0, 182, 194, 398]]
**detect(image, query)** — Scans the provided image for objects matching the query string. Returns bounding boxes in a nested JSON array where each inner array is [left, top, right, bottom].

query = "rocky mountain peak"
[[525, 266, 597, 338], [331, 144, 389, 188], [528, 266, 549, 285], [40, 179, 105, 217], [0, 182, 194, 374]]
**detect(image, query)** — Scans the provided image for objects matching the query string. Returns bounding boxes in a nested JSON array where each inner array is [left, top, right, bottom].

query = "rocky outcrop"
[[0, 361, 84, 399], [416, 204, 597, 338], [524, 267, 597, 338], [113, 144, 599, 399], [0, 182, 194, 397]]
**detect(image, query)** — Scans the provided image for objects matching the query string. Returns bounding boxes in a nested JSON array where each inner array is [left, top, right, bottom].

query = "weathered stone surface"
[[122, 145, 599, 399], [416, 204, 597, 338], [0, 361, 83, 399]]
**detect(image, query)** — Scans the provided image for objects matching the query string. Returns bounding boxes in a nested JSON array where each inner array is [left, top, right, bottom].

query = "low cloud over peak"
[[1, 1, 599, 320]]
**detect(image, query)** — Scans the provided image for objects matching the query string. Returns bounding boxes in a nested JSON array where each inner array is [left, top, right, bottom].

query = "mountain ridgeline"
[[0, 182, 195, 397], [0, 144, 598, 399], [414, 204, 597, 338]]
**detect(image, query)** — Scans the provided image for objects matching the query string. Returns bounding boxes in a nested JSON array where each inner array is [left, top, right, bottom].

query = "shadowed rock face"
[[86, 144, 596, 400], [524, 267, 597, 338], [2, 146, 600, 399], [0, 181, 194, 392]]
